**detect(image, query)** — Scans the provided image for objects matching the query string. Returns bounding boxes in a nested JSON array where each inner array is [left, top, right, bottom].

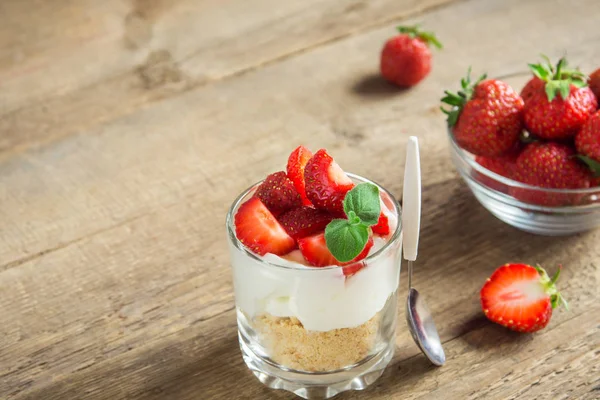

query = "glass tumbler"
[[226, 174, 403, 399]]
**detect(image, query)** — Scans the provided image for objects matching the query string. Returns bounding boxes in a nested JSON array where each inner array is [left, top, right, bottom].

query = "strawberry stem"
[[528, 55, 588, 101], [577, 155, 600, 177], [397, 25, 443, 49], [535, 264, 567, 310], [440, 67, 487, 127]]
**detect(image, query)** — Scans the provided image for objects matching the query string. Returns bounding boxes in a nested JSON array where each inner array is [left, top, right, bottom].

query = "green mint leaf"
[[343, 183, 381, 226], [577, 155, 600, 177], [325, 219, 369, 262], [346, 210, 360, 224]]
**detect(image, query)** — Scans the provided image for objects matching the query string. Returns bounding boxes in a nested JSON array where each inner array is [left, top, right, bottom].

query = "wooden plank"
[[3, 0, 600, 268], [0, 0, 457, 154], [9, 297, 599, 399], [1, 0, 600, 398], [1, 176, 598, 398]]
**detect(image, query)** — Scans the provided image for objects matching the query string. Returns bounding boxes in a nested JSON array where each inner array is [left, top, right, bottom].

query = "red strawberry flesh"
[[287, 146, 314, 206], [298, 233, 373, 268], [255, 171, 302, 216], [277, 206, 334, 240], [234, 197, 296, 256], [480, 263, 563, 332], [372, 212, 390, 236], [575, 110, 600, 163], [304, 149, 354, 215]]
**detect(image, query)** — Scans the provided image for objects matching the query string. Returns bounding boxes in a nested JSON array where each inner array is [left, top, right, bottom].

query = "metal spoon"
[[402, 136, 446, 367]]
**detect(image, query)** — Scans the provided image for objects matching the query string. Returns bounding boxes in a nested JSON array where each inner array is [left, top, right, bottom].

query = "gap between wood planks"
[[0, 0, 466, 162]]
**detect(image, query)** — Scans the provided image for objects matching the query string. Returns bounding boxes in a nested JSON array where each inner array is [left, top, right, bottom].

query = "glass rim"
[[226, 172, 403, 271], [447, 128, 600, 194]]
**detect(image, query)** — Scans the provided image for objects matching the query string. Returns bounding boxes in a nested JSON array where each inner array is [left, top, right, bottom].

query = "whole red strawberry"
[[475, 144, 521, 179], [523, 57, 597, 140], [575, 110, 600, 163], [474, 147, 521, 193], [588, 68, 600, 101], [575, 111, 600, 187], [480, 263, 566, 333], [380, 25, 442, 87], [520, 76, 545, 105], [511, 142, 591, 206], [442, 70, 524, 157]]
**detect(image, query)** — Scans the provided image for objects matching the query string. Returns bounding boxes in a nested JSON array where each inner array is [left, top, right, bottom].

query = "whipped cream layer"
[[230, 208, 401, 332]]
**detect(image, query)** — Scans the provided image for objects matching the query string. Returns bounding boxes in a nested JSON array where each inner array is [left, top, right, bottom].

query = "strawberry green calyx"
[[440, 67, 487, 127], [534, 264, 568, 310], [528, 56, 588, 102], [577, 155, 600, 178], [397, 25, 443, 49]]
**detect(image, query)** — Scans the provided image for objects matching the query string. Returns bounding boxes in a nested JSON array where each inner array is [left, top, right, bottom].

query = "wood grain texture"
[[0, 0, 456, 156], [1, 0, 600, 398]]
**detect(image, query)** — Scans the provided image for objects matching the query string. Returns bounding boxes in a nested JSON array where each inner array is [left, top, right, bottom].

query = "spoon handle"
[[402, 136, 422, 262], [408, 260, 414, 289]]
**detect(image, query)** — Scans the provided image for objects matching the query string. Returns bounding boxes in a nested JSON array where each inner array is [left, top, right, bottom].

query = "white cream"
[[230, 230, 401, 332]]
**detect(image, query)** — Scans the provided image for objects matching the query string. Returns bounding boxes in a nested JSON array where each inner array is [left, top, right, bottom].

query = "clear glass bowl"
[[448, 129, 600, 235], [226, 174, 403, 399]]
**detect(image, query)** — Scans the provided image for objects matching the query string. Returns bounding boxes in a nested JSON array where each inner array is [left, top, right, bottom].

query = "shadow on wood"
[[351, 73, 407, 98]]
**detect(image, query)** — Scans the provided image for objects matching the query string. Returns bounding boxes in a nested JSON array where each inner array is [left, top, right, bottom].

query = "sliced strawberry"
[[342, 261, 366, 277], [304, 149, 354, 215], [234, 197, 295, 256], [287, 146, 314, 206], [277, 206, 334, 240], [480, 263, 565, 333], [298, 232, 373, 268], [372, 212, 390, 236], [255, 171, 302, 216]]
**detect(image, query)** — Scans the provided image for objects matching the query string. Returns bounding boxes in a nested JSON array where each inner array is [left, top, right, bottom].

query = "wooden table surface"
[[1, 0, 599, 399]]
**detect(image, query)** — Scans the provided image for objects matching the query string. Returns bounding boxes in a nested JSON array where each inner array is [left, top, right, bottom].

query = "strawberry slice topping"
[[255, 171, 302, 216], [480, 263, 566, 333], [304, 149, 354, 215], [298, 232, 373, 269], [277, 206, 334, 240], [372, 212, 390, 236], [287, 146, 314, 206], [234, 197, 296, 256]]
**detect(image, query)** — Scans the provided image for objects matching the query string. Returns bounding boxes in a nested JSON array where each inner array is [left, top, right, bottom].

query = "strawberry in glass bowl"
[[442, 57, 600, 235]]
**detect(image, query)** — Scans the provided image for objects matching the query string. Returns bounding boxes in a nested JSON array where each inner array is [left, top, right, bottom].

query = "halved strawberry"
[[287, 146, 314, 206], [480, 263, 566, 333], [372, 212, 390, 236], [304, 149, 354, 215], [255, 171, 302, 216], [234, 197, 295, 256], [277, 206, 334, 240], [297, 232, 373, 268]]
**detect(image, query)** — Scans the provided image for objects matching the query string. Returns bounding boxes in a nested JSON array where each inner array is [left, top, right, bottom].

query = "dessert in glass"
[[226, 146, 402, 399]]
